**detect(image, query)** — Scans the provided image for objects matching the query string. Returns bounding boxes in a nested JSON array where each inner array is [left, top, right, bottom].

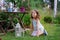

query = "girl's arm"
[[36, 19, 39, 31], [30, 19, 33, 34]]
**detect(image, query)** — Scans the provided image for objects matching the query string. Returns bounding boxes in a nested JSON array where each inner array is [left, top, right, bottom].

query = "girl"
[[31, 10, 48, 37]]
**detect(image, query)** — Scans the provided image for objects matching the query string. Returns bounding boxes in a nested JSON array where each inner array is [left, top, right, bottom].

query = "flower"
[[20, 6, 25, 13]]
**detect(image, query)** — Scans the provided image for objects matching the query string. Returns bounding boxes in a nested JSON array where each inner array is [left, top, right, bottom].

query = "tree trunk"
[[54, 0, 57, 17]]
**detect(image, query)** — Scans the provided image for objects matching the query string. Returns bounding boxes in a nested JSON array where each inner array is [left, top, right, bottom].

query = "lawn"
[[0, 24, 60, 40], [0, 9, 60, 40]]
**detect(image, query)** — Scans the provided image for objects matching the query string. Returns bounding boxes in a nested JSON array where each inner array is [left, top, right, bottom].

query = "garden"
[[0, 0, 60, 40]]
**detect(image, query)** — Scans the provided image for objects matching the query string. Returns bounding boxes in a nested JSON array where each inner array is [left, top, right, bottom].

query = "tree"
[[54, 0, 57, 17]]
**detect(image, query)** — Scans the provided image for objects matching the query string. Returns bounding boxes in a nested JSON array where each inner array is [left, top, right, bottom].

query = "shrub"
[[44, 16, 52, 23], [53, 16, 60, 24], [13, 17, 19, 24], [23, 14, 31, 26], [0, 13, 8, 20]]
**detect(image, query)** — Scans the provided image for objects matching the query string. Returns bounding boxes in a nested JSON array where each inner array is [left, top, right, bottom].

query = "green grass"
[[0, 9, 60, 40], [0, 24, 60, 40]]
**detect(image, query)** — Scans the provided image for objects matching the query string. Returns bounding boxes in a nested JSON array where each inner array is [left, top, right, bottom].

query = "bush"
[[44, 16, 52, 23], [53, 16, 60, 24], [23, 14, 31, 26], [0, 13, 8, 20], [16, 13, 31, 26], [13, 18, 19, 24]]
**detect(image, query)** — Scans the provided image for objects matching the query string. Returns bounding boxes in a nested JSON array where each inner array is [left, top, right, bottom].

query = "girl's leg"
[[36, 30, 43, 37]]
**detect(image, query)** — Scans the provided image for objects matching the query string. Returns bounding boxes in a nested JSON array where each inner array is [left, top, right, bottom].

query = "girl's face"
[[31, 10, 37, 18]]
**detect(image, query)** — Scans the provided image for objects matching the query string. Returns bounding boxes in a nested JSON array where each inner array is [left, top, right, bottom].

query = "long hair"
[[31, 10, 40, 19]]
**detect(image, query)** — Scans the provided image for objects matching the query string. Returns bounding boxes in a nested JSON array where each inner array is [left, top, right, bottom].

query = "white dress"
[[31, 19, 48, 36], [37, 20, 44, 32], [31, 19, 37, 36]]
